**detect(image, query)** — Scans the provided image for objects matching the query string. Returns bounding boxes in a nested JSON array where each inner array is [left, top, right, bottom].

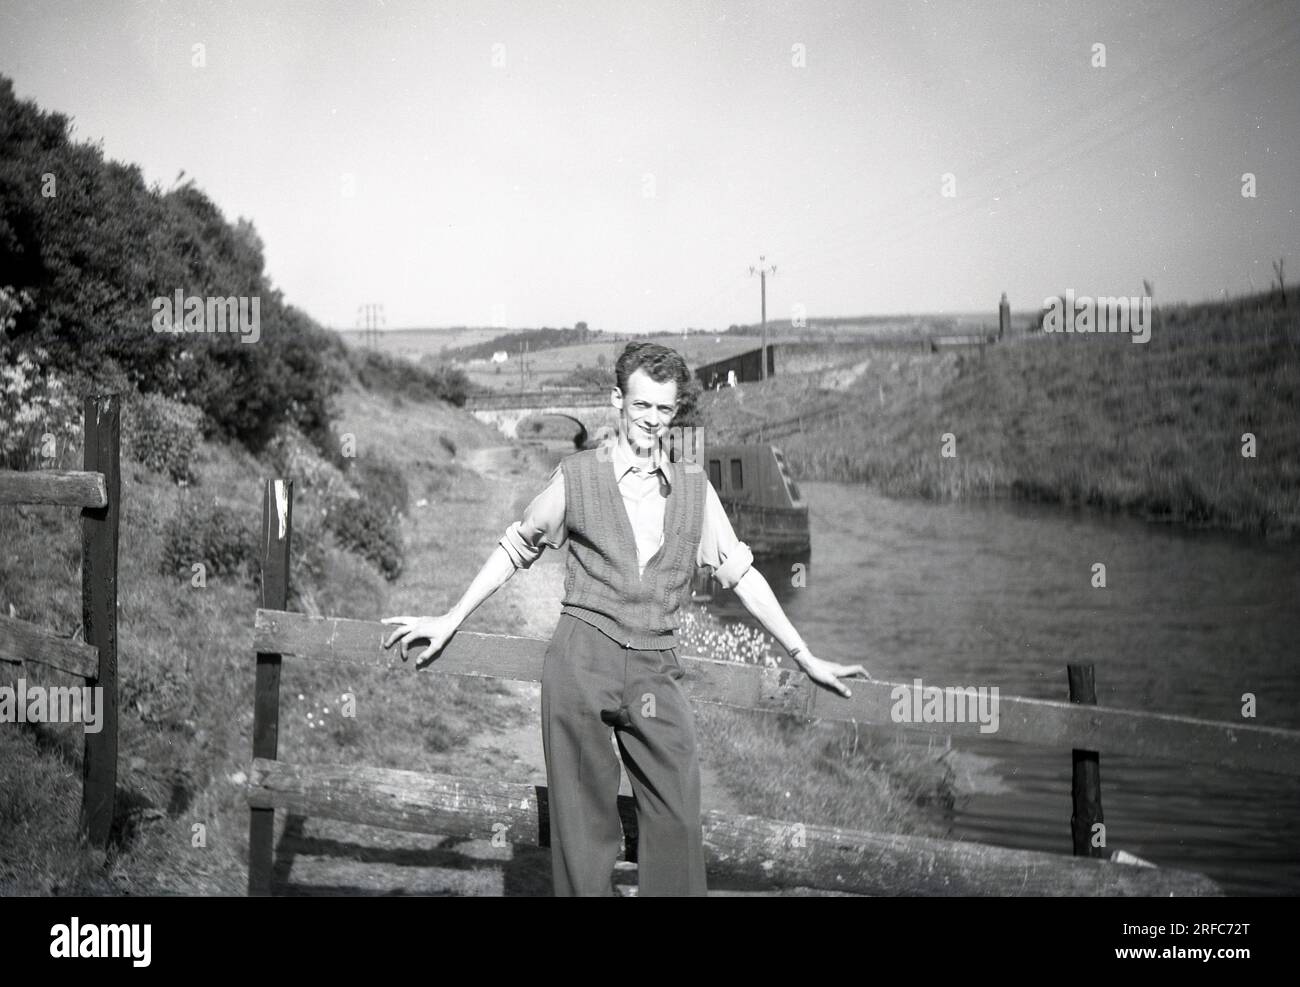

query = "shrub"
[[0, 350, 80, 470], [263, 423, 353, 496], [295, 544, 387, 620], [287, 496, 332, 607], [350, 348, 470, 405], [0, 81, 344, 456], [119, 658, 191, 728], [0, 287, 80, 469], [347, 450, 409, 519], [323, 491, 404, 581], [160, 498, 259, 585], [555, 364, 614, 389], [122, 392, 203, 483]]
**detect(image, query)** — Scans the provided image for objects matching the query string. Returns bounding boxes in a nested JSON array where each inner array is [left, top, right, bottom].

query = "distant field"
[[336, 318, 1023, 393], [460, 334, 767, 391], [341, 329, 789, 391], [338, 326, 515, 359]]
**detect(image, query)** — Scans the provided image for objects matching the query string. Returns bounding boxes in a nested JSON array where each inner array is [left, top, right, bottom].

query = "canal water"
[[705, 480, 1300, 896]]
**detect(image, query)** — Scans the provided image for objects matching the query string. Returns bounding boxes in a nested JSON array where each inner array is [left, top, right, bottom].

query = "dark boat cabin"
[[703, 444, 805, 511], [699, 444, 809, 557]]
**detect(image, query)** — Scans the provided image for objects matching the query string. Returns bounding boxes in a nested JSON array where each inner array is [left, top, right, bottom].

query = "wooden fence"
[[244, 476, 1300, 897], [0, 395, 120, 847]]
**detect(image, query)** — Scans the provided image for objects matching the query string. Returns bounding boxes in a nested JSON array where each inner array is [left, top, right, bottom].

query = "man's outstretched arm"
[[383, 465, 566, 664], [381, 543, 518, 665], [699, 480, 870, 697], [731, 566, 872, 697]]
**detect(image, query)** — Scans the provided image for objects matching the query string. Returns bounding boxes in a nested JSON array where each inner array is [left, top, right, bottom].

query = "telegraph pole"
[[356, 303, 384, 349], [749, 256, 776, 380]]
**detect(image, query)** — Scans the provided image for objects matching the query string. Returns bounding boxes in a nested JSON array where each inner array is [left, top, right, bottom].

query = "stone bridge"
[[464, 389, 618, 443]]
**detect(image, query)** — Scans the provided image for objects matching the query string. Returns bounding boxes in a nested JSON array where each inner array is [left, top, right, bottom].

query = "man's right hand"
[[381, 613, 459, 666]]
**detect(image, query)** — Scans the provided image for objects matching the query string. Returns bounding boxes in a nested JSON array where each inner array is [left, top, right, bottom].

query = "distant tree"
[[0, 75, 340, 453]]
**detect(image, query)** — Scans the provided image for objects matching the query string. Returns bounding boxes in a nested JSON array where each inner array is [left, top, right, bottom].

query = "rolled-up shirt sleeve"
[[697, 479, 754, 589], [499, 464, 568, 570]]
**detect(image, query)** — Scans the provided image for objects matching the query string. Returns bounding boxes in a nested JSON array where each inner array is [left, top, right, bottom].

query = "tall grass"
[[705, 291, 1300, 539]]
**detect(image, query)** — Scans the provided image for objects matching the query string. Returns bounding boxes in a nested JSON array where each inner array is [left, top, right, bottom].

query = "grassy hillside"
[[0, 390, 512, 893], [705, 291, 1300, 539]]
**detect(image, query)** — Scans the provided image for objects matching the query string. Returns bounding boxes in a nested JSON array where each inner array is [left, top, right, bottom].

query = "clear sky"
[[2, 0, 1297, 333]]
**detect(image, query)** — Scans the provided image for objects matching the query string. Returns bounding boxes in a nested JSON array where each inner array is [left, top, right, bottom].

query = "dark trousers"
[[540, 612, 707, 896]]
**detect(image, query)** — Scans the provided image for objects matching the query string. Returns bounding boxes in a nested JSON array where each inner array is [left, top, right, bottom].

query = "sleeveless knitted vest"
[[559, 447, 705, 649]]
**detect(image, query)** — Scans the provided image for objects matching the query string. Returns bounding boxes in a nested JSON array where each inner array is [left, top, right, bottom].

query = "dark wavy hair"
[[614, 341, 691, 397]]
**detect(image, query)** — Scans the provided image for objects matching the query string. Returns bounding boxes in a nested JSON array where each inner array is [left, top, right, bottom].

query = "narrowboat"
[[688, 442, 809, 600], [700, 443, 810, 556]]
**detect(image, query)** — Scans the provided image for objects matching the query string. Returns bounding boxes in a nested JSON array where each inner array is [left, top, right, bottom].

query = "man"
[[383, 341, 869, 896]]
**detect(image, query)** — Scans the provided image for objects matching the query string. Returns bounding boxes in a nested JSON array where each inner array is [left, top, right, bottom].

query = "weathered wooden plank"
[[254, 608, 545, 677], [245, 759, 1222, 896], [0, 615, 100, 679], [252, 609, 1300, 775], [80, 395, 119, 848], [0, 469, 106, 508], [249, 478, 291, 898]]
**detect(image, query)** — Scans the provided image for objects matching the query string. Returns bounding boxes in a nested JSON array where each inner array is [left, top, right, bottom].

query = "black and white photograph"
[[0, 0, 1296, 947]]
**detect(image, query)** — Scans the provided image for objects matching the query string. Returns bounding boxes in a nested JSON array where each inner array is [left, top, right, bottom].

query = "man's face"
[[614, 368, 678, 455]]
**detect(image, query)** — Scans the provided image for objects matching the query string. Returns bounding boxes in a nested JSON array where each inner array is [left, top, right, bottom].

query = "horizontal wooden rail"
[[253, 609, 1300, 776], [246, 759, 1221, 896], [0, 469, 107, 508], [0, 614, 100, 679]]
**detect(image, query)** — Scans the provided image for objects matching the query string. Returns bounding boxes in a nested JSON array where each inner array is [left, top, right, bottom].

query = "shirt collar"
[[610, 434, 672, 487]]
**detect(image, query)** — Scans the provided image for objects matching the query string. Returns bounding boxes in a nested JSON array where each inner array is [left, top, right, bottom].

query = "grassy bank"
[[0, 388, 535, 894], [705, 291, 1300, 539]]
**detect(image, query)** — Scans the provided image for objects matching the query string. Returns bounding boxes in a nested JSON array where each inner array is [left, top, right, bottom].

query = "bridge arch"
[[516, 412, 590, 448], [466, 391, 619, 444]]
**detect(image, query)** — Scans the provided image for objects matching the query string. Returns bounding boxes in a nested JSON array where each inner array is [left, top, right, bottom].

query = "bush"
[[347, 450, 409, 519], [263, 423, 353, 496], [119, 658, 191, 728], [323, 492, 404, 581], [0, 350, 80, 470], [295, 543, 387, 620], [286, 496, 332, 607], [122, 392, 203, 483], [0, 80, 344, 456], [554, 364, 615, 390], [0, 287, 81, 469], [160, 498, 259, 585], [349, 348, 470, 405]]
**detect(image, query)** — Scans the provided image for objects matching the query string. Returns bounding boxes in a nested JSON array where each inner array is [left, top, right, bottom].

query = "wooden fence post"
[[999, 292, 1010, 341], [248, 478, 292, 895], [80, 394, 119, 848], [1068, 663, 1104, 857]]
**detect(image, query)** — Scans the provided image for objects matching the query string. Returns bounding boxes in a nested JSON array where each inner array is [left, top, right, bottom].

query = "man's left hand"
[[795, 653, 873, 698]]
